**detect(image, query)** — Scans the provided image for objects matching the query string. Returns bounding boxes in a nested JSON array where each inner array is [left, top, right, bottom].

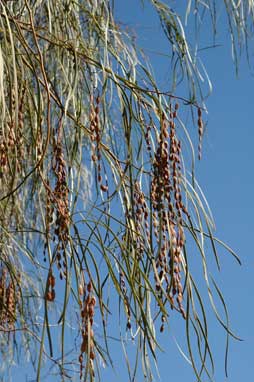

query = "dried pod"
[[87, 281, 92, 293], [90, 296, 96, 306], [48, 274, 55, 288], [81, 338, 88, 353], [100, 184, 108, 192], [78, 284, 84, 296]]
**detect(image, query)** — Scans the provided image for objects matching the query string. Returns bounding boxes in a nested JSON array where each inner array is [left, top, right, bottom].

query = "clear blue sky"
[[11, 2, 254, 381]]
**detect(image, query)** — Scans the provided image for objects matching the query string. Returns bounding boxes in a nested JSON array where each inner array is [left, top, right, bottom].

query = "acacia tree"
[[0, 1, 251, 381]]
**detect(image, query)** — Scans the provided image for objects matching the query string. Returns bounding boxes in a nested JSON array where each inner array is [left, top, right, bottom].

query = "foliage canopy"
[[0, 1, 252, 381]]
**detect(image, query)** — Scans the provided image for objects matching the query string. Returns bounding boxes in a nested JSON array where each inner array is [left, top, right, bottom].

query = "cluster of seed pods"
[[0, 267, 19, 329], [168, 106, 188, 318], [52, 134, 70, 280], [79, 280, 96, 380], [119, 270, 132, 329], [0, 124, 16, 177], [0, 143, 7, 176], [133, 182, 150, 257], [151, 104, 188, 323], [43, 120, 70, 282], [0, 85, 26, 178], [89, 95, 108, 193]]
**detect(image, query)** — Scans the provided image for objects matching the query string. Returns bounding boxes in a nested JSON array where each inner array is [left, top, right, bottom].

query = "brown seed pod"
[[88, 306, 94, 317], [198, 118, 203, 129], [48, 274, 55, 288], [46, 291, 54, 302], [163, 129, 169, 138], [90, 296, 96, 306], [100, 184, 108, 192], [78, 284, 84, 296], [81, 309, 86, 318], [87, 281, 92, 293], [81, 338, 88, 353], [177, 293, 183, 304]]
